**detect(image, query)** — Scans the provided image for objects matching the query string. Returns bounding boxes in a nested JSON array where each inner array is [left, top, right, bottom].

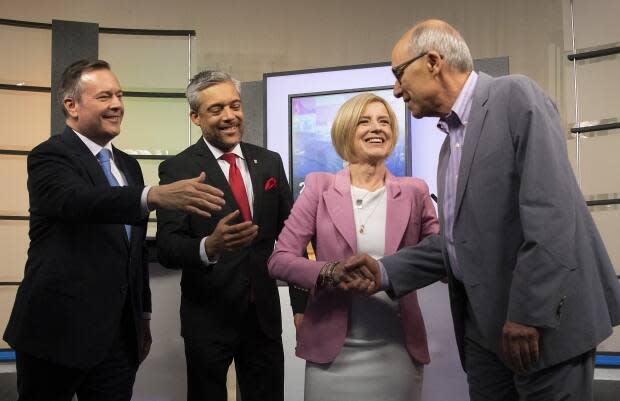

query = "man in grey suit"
[[341, 19, 620, 400]]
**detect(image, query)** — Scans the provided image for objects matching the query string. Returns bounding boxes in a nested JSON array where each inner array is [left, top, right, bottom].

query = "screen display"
[[289, 87, 408, 198]]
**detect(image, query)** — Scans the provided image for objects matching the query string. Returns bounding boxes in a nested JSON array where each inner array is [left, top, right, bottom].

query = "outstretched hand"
[[149, 172, 225, 218]]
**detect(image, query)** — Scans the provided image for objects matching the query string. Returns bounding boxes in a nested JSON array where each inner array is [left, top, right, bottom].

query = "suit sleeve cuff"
[[199, 237, 219, 265], [141, 186, 152, 215], [378, 260, 391, 291], [142, 312, 152, 320]]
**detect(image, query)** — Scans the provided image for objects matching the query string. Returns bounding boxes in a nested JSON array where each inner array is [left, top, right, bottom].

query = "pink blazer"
[[268, 168, 439, 364]]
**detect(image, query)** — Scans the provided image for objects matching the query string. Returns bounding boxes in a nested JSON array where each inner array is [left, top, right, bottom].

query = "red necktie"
[[220, 153, 252, 222]]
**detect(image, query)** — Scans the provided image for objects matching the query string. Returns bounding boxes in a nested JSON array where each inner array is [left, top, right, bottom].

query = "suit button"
[[556, 296, 566, 316], [120, 285, 128, 295]]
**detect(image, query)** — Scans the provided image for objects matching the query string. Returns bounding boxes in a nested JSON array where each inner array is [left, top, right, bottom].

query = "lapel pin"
[[253, 159, 258, 164]]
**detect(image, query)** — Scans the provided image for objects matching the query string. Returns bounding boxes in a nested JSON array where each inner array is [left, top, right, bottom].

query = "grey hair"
[[186, 70, 241, 112], [409, 24, 474, 73]]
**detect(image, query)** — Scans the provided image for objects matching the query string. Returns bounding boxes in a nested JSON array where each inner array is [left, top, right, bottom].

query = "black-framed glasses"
[[391, 52, 428, 83]]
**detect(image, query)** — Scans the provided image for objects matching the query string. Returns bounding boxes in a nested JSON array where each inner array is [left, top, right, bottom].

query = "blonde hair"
[[331, 93, 399, 162]]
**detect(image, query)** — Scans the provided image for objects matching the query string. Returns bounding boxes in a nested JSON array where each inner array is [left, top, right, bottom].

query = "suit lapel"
[[112, 146, 135, 186], [454, 73, 491, 220], [61, 127, 109, 187], [384, 172, 410, 256], [62, 127, 131, 247], [323, 168, 357, 254], [189, 139, 241, 219], [240, 143, 263, 225]]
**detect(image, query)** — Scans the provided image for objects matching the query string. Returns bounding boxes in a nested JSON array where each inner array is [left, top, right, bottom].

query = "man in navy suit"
[[4, 59, 225, 401], [157, 70, 305, 401]]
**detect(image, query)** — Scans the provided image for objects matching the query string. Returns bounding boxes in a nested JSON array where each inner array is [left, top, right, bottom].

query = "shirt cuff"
[[141, 186, 152, 215], [142, 312, 152, 320], [378, 260, 391, 291], [199, 237, 219, 265]]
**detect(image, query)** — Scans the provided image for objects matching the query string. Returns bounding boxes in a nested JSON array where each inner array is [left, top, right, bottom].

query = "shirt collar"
[[73, 129, 114, 159], [203, 137, 244, 160], [440, 71, 479, 130]]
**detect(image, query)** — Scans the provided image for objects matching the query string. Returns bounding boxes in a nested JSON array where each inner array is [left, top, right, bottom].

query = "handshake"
[[317, 254, 383, 294]]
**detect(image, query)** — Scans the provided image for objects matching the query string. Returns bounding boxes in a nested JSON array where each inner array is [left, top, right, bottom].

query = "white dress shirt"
[[73, 130, 150, 214], [199, 138, 254, 265]]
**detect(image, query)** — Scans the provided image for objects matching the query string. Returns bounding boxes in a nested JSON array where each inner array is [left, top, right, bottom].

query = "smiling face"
[[351, 101, 395, 164], [64, 68, 124, 145], [190, 81, 244, 152]]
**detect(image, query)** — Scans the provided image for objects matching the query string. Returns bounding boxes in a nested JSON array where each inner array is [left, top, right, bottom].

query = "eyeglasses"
[[391, 52, 428, 83]]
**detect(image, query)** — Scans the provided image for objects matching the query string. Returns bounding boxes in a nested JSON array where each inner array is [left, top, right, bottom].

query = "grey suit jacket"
[[382, 72, 620, 371]]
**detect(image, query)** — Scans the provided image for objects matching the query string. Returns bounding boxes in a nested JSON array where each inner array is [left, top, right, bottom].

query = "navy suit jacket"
[[156, 139, 296, 343], [4, 126, 151, 369]]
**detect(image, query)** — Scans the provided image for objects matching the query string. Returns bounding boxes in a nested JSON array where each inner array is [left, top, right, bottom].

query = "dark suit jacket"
[[3, 126, 151, 369], [156, 139, 295, 342], [382, 73, 620, 371]]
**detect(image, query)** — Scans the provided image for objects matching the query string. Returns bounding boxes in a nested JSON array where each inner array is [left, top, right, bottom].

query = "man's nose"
[[222, 106, 235, 120], [110, 95, 123, 109], [393, 80, 403, 98]]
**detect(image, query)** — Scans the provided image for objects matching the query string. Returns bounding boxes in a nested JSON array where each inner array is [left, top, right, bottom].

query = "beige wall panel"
[[0, 90, 50, 150], [114, 97, 190, 155], [0, 286, 18, 349], [578, 131, 620, 197], [147, 220, 157, 238], [137, 159, 163, 187], [0, 25, 51, 87], [566, 138, 577, 178], [591, 206, 620, 276], [2, 0, 563, 99], [99, 34, 189, 91], [563, 0, 620, 50], [572, 58, 620, 123], [0, 220, 28, 282], [0, 155, 29, 215]]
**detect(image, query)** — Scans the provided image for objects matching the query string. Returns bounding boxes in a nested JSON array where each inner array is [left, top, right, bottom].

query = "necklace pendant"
[[359, 224, 365, 234]]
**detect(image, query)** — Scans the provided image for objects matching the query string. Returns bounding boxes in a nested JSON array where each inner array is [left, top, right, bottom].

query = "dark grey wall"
[[240, 80, 264, 147], [51, 20, 99, 135], [474, 56, 509, 77]]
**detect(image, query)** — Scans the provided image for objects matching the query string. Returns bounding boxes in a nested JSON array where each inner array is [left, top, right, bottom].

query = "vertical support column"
[[50, 19, 99, 135]]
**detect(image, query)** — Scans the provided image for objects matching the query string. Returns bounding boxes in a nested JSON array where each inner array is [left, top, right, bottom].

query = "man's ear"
[[64, 97, 78, 118], [426, 51, 443, 76], [189, 110, 201, 126]]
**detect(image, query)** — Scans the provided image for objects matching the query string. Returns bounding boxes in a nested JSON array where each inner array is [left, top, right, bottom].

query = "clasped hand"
[[204, 210, 258, 257], [329, 253, 382, 294]]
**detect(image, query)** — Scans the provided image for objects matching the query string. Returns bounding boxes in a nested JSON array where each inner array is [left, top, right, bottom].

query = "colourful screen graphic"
[[290, 88, 408, 198]]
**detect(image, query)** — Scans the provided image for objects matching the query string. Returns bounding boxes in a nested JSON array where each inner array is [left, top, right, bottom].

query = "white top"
[[351, 185, 387, 258]]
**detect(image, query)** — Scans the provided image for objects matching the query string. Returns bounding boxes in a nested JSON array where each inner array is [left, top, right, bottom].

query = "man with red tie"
[[156, 70, 303, 401]]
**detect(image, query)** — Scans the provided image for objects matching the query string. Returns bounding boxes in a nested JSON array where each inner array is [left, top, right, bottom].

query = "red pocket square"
[[264, 177, 277, 191]]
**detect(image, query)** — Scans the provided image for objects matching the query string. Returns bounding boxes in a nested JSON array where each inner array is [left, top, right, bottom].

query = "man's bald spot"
[[409, 19, 464, 46]]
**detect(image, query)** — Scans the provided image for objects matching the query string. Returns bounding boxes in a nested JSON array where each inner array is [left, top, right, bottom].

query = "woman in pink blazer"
[[268, 93, 439, 401]]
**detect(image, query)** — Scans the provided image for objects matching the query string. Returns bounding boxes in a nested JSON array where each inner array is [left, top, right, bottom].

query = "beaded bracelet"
[[318, 261, 339, 288]]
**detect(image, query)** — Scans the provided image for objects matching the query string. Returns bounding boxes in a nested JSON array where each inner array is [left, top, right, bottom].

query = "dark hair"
[[58, 59, 111, 117]]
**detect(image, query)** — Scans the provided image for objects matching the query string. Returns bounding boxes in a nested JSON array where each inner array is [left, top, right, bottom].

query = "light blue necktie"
[[97, 148, 132, 241]]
